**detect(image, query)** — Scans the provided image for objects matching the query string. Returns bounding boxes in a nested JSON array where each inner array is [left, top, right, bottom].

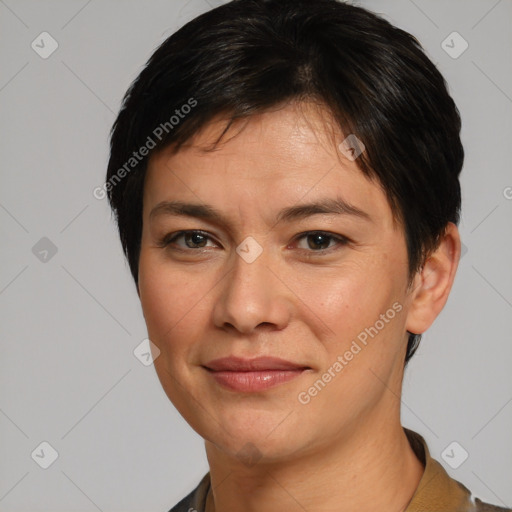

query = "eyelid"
[[158, 230, 217, 248]]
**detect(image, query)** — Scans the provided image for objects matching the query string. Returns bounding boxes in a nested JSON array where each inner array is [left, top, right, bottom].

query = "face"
[[139, 102, 416, 464]]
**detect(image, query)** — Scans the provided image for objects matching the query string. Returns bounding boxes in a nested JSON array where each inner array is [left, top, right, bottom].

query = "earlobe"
[[405, 223, 461, 335]]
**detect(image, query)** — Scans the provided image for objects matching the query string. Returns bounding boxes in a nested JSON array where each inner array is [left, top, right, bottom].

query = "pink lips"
[[203, 356, 310, 392]]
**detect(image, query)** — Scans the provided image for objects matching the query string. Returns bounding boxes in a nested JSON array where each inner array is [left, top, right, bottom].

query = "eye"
[[158, 229, 350, 255], [159, 230, 218, 250], [293, 231, 350, 254]]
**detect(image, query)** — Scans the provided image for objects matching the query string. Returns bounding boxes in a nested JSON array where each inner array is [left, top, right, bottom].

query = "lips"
[[203, 356, 311, 392], [204, 356, 309, 372]]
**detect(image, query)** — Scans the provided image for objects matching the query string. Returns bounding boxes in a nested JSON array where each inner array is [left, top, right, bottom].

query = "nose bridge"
[[233, 235, 272, 289], [212, 236, 290, 333]]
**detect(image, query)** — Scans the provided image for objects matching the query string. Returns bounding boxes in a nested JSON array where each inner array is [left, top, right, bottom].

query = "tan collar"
[[404, 428, 474, 511]]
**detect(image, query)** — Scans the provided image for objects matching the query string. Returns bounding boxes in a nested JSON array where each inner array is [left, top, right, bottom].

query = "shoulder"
[[404, 428, 511, 512], [167, 473, 210, 512], [472, 497, 512, 512], [167, 489, 196, 512]]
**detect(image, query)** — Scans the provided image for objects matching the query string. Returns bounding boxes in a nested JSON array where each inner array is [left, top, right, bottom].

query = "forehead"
[[143, 102, 394, 231]]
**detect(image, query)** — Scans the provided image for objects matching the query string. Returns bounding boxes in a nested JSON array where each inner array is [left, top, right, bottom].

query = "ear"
[[405, 222, 461, 335]]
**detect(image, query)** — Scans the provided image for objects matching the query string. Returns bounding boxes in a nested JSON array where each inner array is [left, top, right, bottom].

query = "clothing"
[[168, 428, 510, 512]]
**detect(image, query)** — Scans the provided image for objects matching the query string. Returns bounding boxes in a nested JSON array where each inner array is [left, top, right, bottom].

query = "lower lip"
[[207, 369, 306, 392]]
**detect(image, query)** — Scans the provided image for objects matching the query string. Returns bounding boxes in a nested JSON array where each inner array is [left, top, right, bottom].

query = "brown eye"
[[295, 231, 349, 253], [160, 230, 216, 250], [182, 232, 208, 248]]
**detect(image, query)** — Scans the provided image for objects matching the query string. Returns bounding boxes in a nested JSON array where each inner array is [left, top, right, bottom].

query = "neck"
[[204, 416, 424, 512]]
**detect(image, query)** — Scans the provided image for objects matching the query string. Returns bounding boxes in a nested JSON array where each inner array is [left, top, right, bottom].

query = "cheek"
[[316, 260, 392, 321], [302, 278, 406, 411], [312, 259, 406, 362], [138, 251, 207, 350]]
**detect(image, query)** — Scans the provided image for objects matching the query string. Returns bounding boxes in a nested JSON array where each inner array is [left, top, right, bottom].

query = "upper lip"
[[203, 356, 309, 372]]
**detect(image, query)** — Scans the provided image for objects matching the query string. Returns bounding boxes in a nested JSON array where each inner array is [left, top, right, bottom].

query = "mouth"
[[202, 356, 311, 392]]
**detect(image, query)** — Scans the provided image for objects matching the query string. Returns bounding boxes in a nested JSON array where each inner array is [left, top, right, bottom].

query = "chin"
[[206, 431, 304, 465], [201, 410, 308, 460]]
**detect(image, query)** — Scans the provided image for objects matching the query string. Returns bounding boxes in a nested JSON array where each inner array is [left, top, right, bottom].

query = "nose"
[[212, 243, 292, 334]]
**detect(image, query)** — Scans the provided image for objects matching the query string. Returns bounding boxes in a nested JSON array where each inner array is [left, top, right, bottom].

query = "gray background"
[[0, 0, 511, 510]]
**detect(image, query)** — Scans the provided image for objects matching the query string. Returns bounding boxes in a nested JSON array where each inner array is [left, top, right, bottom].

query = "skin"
[[138, 101, 461, 512]]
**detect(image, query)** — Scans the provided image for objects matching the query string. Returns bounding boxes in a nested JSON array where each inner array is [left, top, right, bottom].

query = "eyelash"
[[158, 230, 351, 256]]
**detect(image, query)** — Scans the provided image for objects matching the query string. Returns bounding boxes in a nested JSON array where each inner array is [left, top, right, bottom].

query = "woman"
[[105, 1, 511, 510]]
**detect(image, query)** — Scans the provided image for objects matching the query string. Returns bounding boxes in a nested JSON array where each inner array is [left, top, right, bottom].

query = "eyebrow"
[[149, 197, 372, 226]]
